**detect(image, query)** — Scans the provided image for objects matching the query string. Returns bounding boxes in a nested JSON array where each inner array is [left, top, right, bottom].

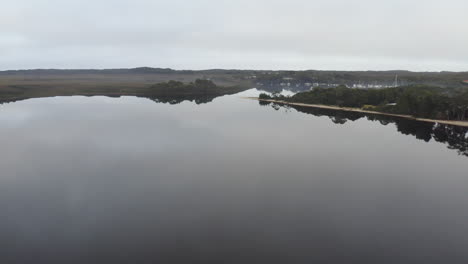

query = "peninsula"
[[257, 85, 468, 127]]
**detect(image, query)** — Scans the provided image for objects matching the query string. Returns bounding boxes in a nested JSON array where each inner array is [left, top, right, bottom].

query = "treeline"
[[146, 79, 245, 97], [146, 80, 222, 104], [255, 70, 468, 89], [260, 85, 468, 121], [149, 79, 216, 95]]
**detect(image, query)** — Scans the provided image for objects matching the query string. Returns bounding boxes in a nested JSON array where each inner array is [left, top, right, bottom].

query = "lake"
[[1, 89, 468, 263]]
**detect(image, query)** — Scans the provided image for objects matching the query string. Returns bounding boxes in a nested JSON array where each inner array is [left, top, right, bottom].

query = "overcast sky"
[[1, 0, 467, 71]]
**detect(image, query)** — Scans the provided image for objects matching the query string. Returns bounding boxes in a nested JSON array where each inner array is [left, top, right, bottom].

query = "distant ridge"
[[1, 67, 468, 74], [0, 67, 181, 75]]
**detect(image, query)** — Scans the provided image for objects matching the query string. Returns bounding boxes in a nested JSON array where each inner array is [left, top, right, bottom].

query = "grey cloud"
[[1, 0, 467, 70]]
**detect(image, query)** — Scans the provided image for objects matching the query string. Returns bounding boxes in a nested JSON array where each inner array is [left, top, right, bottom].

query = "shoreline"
[[245, 97, 468, 128]]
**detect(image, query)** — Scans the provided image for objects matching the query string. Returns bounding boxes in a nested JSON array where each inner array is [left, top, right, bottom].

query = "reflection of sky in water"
[[1, 91, 468, 263], [236, 88, 297, 97]]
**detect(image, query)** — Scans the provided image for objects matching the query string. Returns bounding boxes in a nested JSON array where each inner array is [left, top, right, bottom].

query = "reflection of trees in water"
[[259, 100, 272, 106], [433, 125, 468, 156], [271, 103, 281, 111], [147, 95, 218, 105], [0, 98, 24, 104], [263, 102, 468, 157], [0, 94, 220, 106]]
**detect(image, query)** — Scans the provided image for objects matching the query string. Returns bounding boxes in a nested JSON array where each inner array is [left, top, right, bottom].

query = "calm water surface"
[[1, 90, 468, 263]]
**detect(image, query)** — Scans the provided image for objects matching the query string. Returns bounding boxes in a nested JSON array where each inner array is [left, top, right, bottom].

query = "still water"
[[1, 90, 468, 263]]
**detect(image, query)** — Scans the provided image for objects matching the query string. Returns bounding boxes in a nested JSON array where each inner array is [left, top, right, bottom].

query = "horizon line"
[[1, 67, 467, 73]]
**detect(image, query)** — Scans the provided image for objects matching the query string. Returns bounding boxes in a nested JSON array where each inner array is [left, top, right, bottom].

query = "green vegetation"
[[1, 67, 468, 114], [255, 70, 468, 90], [0, 68, 253, 103], [0, 76, 247, 104], [259, 93, 271, 100], [260, 85, 468, 121], [147, 79, 240, 96], [144, 79, 248, 104]]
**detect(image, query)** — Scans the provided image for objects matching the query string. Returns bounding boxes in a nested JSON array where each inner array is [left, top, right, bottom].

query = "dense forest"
[[260, 85, 468, 121]]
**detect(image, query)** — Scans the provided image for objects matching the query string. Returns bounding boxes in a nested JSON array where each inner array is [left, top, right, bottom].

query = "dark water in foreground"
[[1, 90, 468, 263]]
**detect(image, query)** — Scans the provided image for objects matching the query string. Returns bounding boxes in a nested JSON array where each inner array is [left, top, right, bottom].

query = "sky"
[[1, 0, 467, 71]]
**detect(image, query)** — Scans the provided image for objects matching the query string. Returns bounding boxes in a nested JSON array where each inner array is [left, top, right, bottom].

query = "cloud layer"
[[1, 0, 467, 71]]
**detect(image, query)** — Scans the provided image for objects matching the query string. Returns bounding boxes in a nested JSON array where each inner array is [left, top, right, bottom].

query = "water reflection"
[[1, 94, 223, 106], [148, 94, 222, 105], [263, 102, 468, 157], [1, 93, 468, 263]]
